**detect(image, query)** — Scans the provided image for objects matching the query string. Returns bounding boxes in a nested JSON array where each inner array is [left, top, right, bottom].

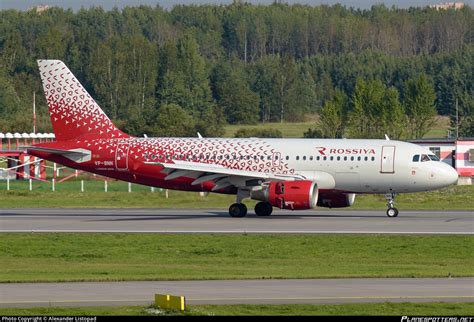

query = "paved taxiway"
[[0, 208, 472, 234], [1, 278, 472, 307]]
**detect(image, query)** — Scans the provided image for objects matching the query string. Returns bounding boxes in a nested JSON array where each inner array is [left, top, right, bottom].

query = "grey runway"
[[1, 278, 472, 307], [0, 208, 472, 234]]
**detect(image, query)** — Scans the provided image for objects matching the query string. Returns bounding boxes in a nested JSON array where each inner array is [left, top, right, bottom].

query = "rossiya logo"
[[315, 147, 376, 155], [316, 147, 327, 155]]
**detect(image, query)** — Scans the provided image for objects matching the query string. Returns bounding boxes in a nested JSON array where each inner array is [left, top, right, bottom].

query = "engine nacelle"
[[317, 192, 356, 208], [250, 180, 318, 210]]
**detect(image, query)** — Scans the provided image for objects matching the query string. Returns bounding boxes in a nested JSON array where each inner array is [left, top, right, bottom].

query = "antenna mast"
[[33, 91, 36, 134]]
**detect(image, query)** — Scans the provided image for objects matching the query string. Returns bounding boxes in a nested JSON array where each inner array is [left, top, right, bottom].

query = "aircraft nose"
[[438, 163, 459, 186]]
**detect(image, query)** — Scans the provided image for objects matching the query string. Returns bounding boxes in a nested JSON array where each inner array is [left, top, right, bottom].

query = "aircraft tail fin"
[[37, 60, 129, 141]]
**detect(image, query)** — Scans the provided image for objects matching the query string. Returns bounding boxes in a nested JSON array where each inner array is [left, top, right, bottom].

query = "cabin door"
[[115, 141, 130, 170], [380, 146, 396, 173]]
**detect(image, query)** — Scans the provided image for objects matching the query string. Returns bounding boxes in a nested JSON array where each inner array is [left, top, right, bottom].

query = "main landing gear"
[[255, 201, 273, 216], [228, 202, 274, 217], [228, 189, 274, 217], [229, 203, 247, 218], [385, 193, 399, 217]]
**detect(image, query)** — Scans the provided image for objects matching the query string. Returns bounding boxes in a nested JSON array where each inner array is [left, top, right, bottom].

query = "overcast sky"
[[2, 0, 473, 11]]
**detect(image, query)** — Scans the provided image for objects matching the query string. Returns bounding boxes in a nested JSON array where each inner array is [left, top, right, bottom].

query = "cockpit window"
[[412, 155, 420, 162], [421, 154, 430, 162], [428, 154, 440, 161]]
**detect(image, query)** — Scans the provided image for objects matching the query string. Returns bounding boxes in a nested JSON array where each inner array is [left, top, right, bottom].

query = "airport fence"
[[0, 177, 166, 194]]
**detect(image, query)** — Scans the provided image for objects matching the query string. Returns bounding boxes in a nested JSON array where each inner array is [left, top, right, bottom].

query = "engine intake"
[[250, 180, 318, 210]]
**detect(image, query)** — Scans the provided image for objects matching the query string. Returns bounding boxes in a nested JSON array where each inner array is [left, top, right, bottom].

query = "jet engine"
[[317, 192, 356, 208], [250, 180, 318, 210]]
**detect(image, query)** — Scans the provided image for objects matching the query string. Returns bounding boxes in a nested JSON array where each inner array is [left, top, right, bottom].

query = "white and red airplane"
[[28, 60, 458, 217]]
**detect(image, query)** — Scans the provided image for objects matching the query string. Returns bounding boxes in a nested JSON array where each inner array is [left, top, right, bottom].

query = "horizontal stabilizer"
[[27, 146, 91, 163]]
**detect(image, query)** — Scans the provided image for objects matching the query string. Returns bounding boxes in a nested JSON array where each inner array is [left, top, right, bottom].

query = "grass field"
[[224, 121, 315, 138], [0, 182, 472, 210], [0, 233, 472, 282], [1, 302, 473, 316], [223, 116, 450, 139]]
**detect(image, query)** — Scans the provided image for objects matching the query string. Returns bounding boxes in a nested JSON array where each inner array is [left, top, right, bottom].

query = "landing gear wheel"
[[229, 203, 247, 218], [385, 193, 399, 218], [386, 207, 399, 218], [255, 202, 273, 216]]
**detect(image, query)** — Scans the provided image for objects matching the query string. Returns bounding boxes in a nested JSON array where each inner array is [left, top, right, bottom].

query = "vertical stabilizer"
[[37, 60, 129, 141]]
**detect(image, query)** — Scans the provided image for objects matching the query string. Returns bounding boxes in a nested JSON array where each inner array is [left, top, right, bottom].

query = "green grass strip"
[[0, 302, 473, 316], [0, 234, 472, 282]]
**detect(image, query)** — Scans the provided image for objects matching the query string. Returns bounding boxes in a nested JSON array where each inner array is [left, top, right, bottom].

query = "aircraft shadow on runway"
[[88, 212, 397, 222]]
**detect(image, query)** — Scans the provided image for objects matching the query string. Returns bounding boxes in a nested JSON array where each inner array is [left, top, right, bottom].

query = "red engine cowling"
[[250, 180, 318, 210], [317, 192, 356, 208]]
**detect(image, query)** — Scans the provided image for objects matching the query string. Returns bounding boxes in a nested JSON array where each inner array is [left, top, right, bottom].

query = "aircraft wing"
[[144, 160, 334, 191]]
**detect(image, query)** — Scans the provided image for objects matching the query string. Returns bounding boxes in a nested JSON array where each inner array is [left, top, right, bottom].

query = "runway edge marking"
[[0, 229, 472, 235]]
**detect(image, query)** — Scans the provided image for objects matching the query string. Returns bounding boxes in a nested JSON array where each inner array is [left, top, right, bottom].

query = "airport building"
[[0, 133, 54, 181]]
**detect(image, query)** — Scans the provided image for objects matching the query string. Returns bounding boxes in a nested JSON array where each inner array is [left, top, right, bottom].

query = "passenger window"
[[303, 156, 306, 161], [296, 156, 300, 161], [337, 156, 340, 161], [350, 156, 354, 161], [323, 156, 327, 161], [344, 156, 347, 161], [286, 156, 289, 161], [371, 156, 375, 161], [330, 156, 334, 161], [413, 155, 420, 162], [357, 156, 361, 161], [316, 156, 320, 161], [364, 156, 368, 161]]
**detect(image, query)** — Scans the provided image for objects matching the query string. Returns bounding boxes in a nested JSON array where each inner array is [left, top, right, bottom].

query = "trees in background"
[[403, 74, 437, 139], [211, 60, 259, 125], [347, 78, 406, 139], [0, 4, 472, 137], [451, 92, 474, 138], [304, 90, 348, 138]]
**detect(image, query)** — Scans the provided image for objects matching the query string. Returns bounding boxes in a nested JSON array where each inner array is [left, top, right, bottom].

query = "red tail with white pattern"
[[37, 60, 129, 141]]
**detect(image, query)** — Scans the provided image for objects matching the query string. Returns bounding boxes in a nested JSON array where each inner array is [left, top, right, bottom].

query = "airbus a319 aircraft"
[[28, 60, 458, 217]]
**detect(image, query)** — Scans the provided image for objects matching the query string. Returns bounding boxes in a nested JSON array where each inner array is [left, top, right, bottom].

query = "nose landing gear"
[[385, 193, 399, 217]]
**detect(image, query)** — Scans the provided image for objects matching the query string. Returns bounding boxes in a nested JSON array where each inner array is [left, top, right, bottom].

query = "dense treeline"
[[0, 3, 472, 137]]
